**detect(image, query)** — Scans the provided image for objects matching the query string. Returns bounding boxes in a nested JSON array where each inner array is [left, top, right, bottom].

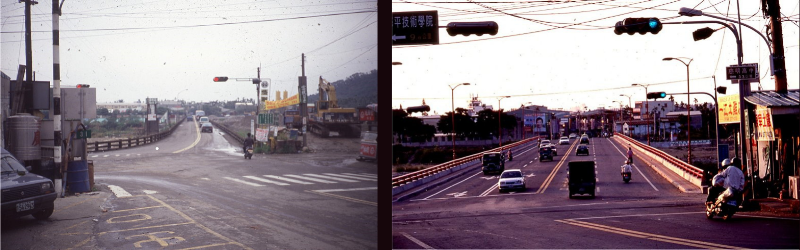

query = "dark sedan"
[[576, 145, 590, 156], [201, 123, 213, 133], [2, 149, 57, 220]]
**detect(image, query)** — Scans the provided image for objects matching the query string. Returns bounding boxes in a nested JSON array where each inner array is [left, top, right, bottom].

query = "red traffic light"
[[213, 77, 229, 82]]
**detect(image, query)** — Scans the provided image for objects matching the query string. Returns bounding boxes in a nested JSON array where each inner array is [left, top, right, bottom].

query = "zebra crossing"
[[219, 173, 377, 187]]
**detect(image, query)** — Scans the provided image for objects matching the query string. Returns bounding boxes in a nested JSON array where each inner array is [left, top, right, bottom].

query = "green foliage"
[[307, 69, 376, 108], [392, 109, 436, 143]]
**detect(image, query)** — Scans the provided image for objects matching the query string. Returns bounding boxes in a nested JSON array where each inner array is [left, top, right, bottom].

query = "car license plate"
[[16, 201, 34, 212]]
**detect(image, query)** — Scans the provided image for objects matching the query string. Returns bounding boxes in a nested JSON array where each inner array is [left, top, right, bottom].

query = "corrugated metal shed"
[[744, 90, 799, 107]]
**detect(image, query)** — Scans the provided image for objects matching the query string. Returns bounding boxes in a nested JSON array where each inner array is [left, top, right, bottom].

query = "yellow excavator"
[[308, 76, 359, 137]]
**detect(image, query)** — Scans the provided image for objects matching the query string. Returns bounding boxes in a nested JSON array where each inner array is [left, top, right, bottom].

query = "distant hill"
[[308, 69, 377, 109]]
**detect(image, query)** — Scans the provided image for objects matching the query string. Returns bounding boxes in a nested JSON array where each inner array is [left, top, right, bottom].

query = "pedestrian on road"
[[627, 147, 633, 164]]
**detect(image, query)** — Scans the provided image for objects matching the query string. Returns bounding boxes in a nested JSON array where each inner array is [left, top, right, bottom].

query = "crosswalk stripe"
[[341, 173, 377, 179], [262, 175, 313, 184], [323, 173, 376, 181], [103, 155, 109, 158], [283, 174, 336, 184], [303, 174, 359, 182], [243, 176, 289, 186], [223, 177, 264, 187]]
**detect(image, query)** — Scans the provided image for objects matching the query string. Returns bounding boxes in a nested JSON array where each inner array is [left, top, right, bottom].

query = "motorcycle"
[[508, 150, 513, 161], [706, 190, 740, 221], [244, 146, 254, 159], [621, 172, 631, 183]]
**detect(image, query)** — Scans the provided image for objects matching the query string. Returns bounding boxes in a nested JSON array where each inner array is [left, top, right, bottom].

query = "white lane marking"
[[303, 174, 359, 183], [313, 187, 377, 193], [529, 161, 533, 164], [125, 154, 130, 157], [108, 185, 131, 198], [446, 191, 468, 198], [323, 173, 376, 181], [423, 171, 481, 200], [90, 155, 98, 158], [243, 176, 289, 186], [609, 139, 659, 191], [341, 173, 377, 179], [201, 177, 210, 180], [736, 214, 800, 221], [142, 190, 158, 194], [261, 175, 313, 184], [137, 154, 140, 156], [223, 177, 264, 187], [103, 155, 109, 158], [284, 174, 336, 183], [479, 183, 499, 197], [400, 232, 434, 249], [115, 154, 120, 157], [523, 164, 528, 168]]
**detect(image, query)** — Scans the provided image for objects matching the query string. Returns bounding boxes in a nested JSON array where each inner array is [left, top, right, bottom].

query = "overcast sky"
[[392, 0, 799, 114], [2, 0, 376, 103]]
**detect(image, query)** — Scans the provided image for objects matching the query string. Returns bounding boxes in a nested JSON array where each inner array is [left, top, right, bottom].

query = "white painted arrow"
[[446, 191, 467, 198], [480, 176, 498, 180], [392, 34, 406, 41]]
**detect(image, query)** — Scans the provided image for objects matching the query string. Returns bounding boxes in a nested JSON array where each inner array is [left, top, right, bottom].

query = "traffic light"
[[406, 105, 430, 114], [614, 18, 662, 35], [76, 84, 90, 88], [213, 77, 228, 82], [647, 92, 667, 99], [446, 21, 499, 36]]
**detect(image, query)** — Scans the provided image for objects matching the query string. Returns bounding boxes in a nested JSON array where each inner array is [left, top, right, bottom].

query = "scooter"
[[621, 172, 631, 183], [244, 146, 253, 159], [706, 193, 739, 221]]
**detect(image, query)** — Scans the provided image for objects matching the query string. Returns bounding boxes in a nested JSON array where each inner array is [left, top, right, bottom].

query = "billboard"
[[532, 113, 546, 133], [718, 94, 740, 124], [264, 94, 299, 110]]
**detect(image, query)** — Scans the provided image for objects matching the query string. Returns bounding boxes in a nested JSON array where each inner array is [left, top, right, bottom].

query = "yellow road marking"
[[64, 220, 90, 231], [537, 140, 579, 194], [178, 242, 237, 250], [145, 195, 253, 250], [106, 214, 152, 223], [59, 222, 195, 236], [306, 190, 377, 206], [112, 205, 165, 213], [173, 118, 201, 153], [66, 236, 93, 250], [557, 219, 746, 249]]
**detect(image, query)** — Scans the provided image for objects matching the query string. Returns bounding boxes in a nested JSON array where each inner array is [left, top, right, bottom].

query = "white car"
[[569, 133, 577, 139], [540, 140, 551, 147], [559, 136, 570, 145], [498, 169, 526, 192]]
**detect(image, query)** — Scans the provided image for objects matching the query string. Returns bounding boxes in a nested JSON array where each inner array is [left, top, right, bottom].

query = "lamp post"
[[497, 96, 510, 147], [449, 83, 470, 160], [664, 91, 722, 183], [663, 57, 694, 165], [633, 83, 651, 145]]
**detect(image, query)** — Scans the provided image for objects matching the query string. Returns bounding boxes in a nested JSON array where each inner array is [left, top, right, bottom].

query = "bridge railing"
[[392, 136, 543, 189], [613, 132, 703, 186], [87, 116, 185, 152]]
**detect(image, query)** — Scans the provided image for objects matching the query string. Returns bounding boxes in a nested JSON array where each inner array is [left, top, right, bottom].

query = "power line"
[[318, 44, 376, 76], [1, 9, 376, 33]]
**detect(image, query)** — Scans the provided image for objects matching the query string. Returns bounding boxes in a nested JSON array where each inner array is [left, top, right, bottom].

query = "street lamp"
[[633, 83, 652, 145], [663, 57, 694, 165], [498, 96, 510, 147], [449, 83, 470, 160], [619, 94, 632, 110]]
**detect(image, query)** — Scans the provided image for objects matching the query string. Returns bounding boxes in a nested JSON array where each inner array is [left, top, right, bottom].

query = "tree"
[[393, 109, 435, 143], [436, 108, 475, 138], [475, 109, 517, 140], [97, 108, 109, 116]]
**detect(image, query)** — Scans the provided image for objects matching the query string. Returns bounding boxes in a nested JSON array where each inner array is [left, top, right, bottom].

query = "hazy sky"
[[2, 0, 376, 103], [392, 0, 799, 114]]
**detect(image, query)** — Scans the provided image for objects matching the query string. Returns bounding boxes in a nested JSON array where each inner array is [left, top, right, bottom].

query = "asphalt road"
[[392, 136, 799, 249], [3, 119, 377, 249]]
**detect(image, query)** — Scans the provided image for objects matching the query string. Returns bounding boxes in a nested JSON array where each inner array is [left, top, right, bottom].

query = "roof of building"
[[665, 110, 702, 116], [744, 89, 799, 107]]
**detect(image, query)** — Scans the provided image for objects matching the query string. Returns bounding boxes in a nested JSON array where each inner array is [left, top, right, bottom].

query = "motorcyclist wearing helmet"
[[706, 158, 745, 204], [621, 160, 633, 176], [243, 133, 254, 152]]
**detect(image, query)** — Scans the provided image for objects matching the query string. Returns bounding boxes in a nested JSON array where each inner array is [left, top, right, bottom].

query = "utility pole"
[[766, 0, 788, 94], [300, 53, 307, 148], [24, 0, 37, 91], [52, 0, 63, 189]]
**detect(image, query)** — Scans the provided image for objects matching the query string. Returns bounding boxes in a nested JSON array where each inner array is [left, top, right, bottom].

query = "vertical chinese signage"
[[718, 94, 740, 124], [755, 106, 774, 141], [392, 11, 439, 46]]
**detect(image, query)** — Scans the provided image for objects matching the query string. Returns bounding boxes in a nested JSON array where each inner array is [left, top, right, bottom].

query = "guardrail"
[[209, 119, 244, 146], [392, 136, 543, 188], [613, 132, 704, 180], [87, 117, 185, 152]]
